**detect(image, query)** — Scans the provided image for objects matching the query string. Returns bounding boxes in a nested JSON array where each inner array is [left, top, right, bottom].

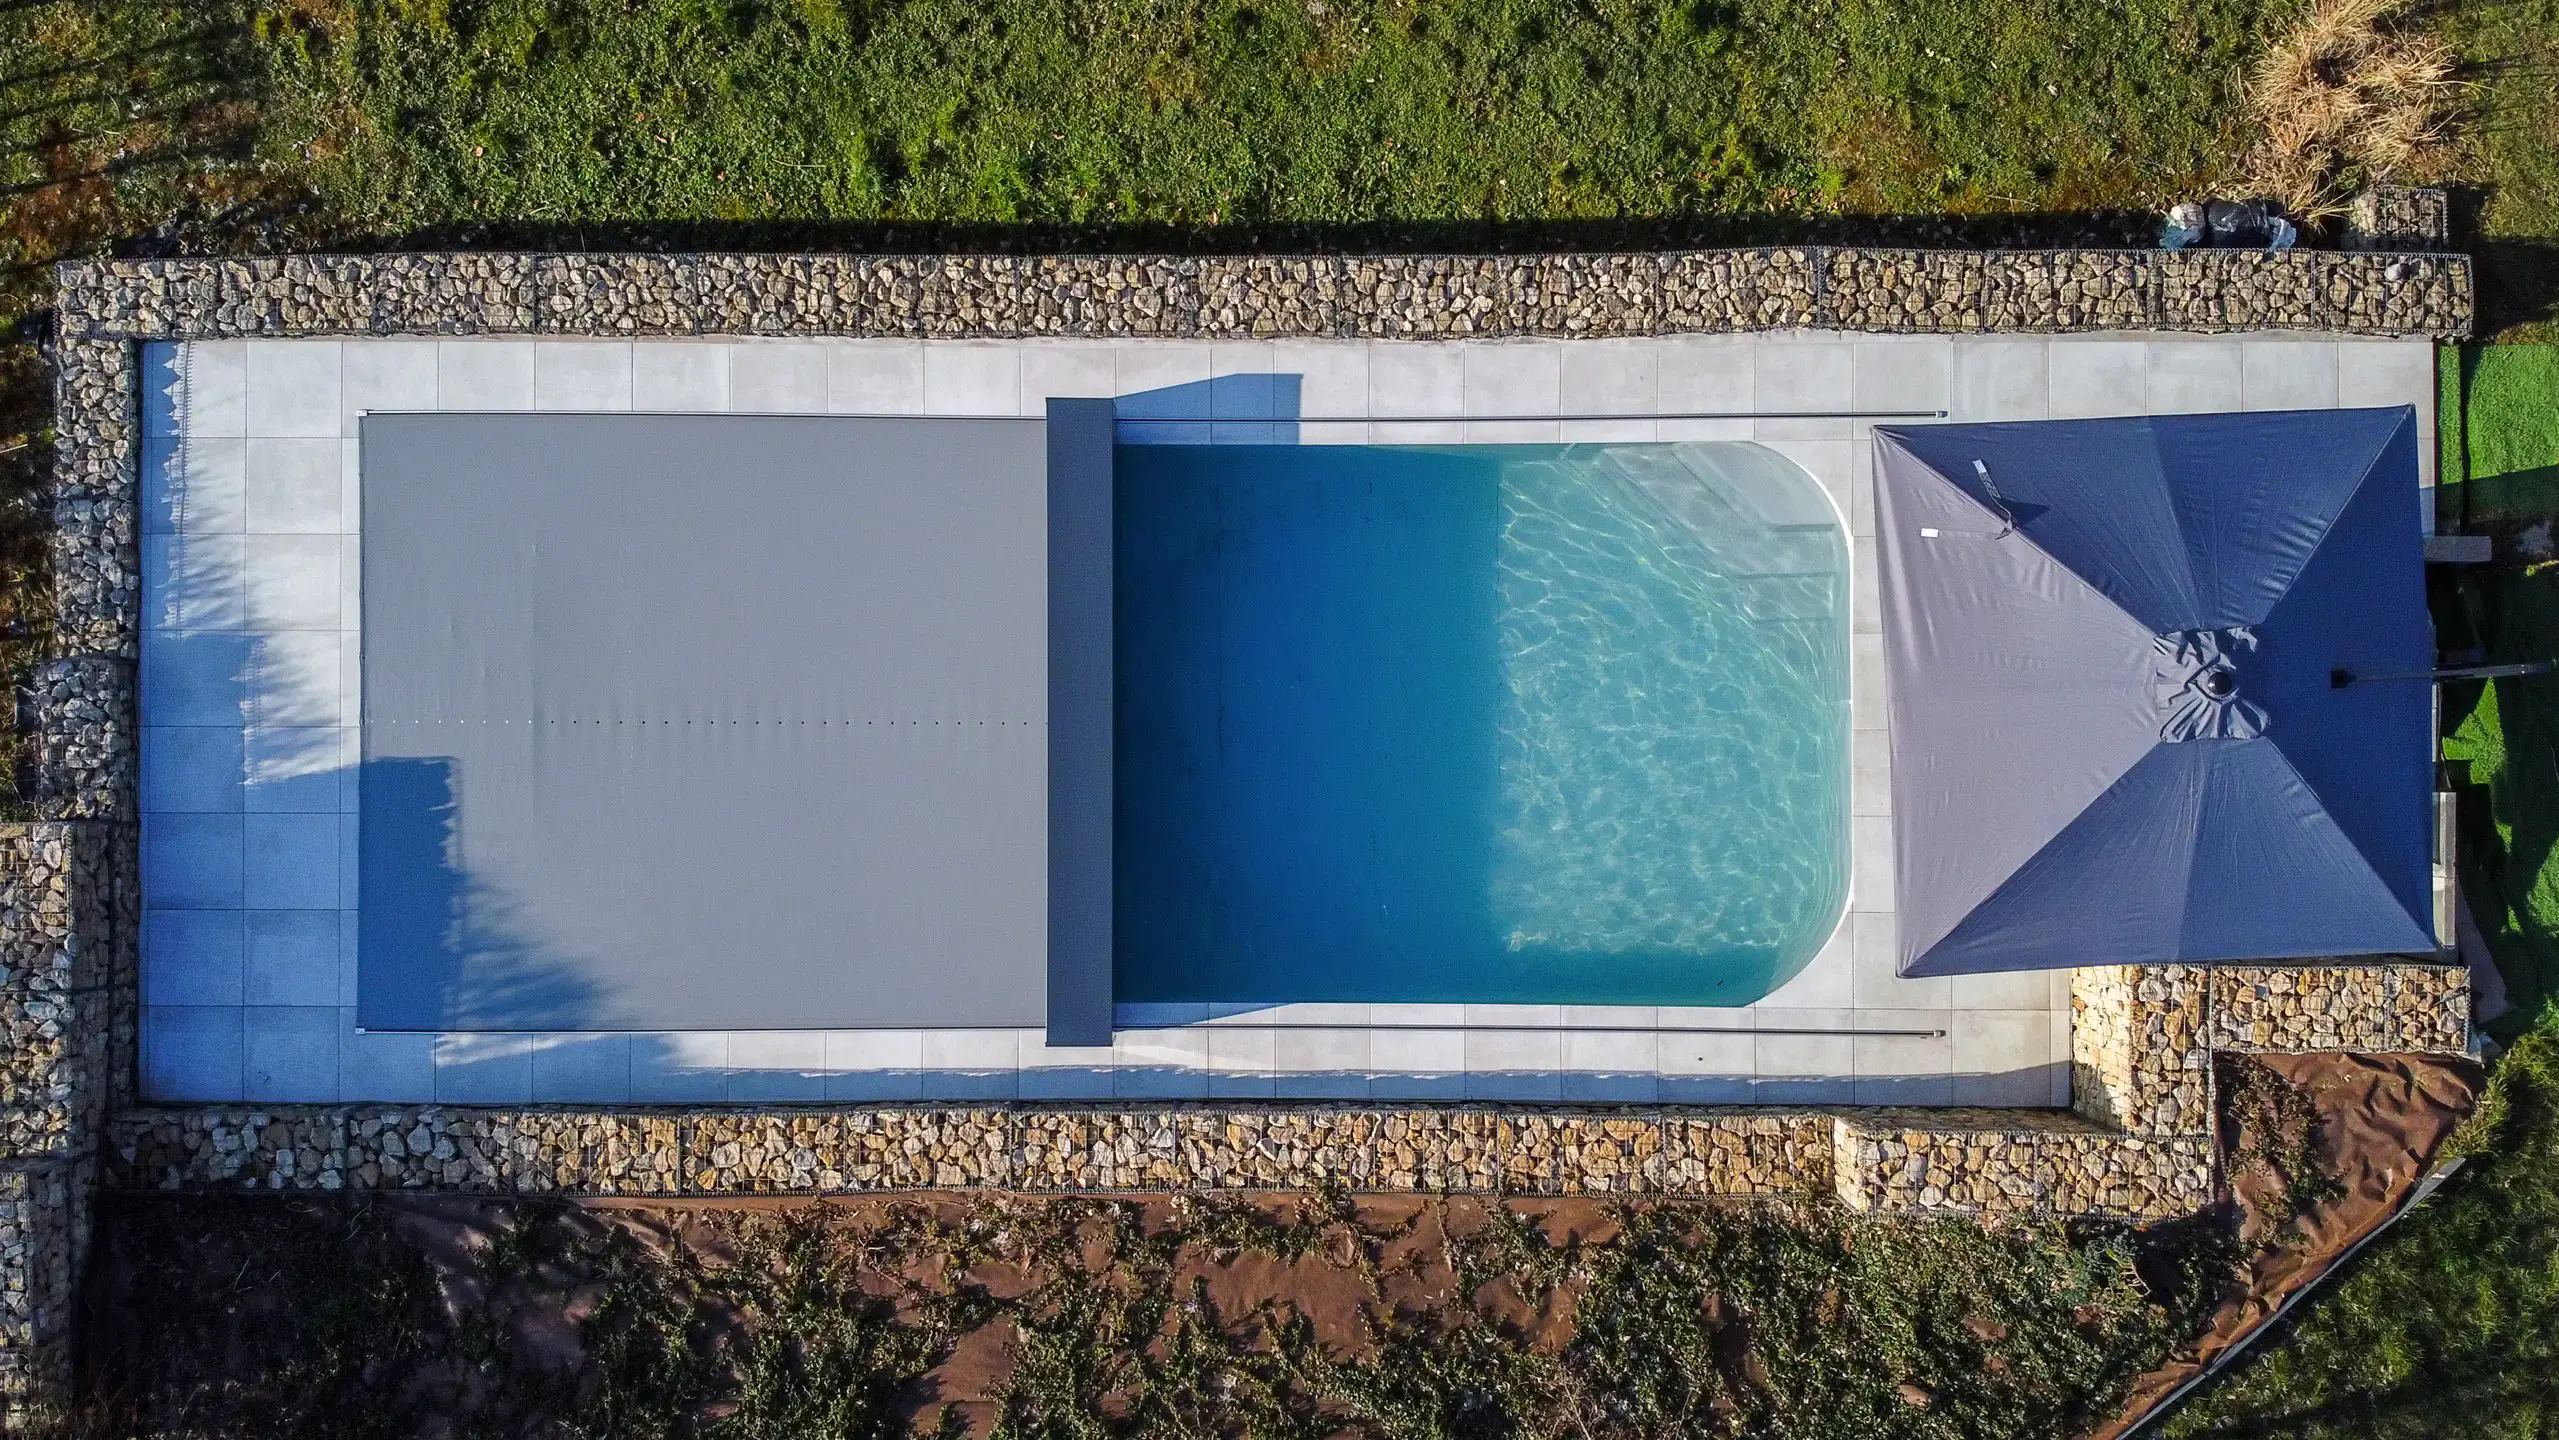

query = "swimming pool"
[[1115, 441, 1851, 1008]]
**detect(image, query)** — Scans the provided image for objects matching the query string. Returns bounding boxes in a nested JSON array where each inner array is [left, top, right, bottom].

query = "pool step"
[[1574, 446, 1842, 588], [1501, 444, 1848, 627]]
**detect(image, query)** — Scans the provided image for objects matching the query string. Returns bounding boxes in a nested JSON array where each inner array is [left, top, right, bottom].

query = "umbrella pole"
[[2330, 660, 2554, 688]]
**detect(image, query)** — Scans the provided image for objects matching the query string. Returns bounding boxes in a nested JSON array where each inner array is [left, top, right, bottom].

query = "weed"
[[2221, 1056, 2349, 1227]]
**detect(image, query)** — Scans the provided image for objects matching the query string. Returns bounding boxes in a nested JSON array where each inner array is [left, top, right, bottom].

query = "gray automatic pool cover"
[[355, 407, 1113, 1040]]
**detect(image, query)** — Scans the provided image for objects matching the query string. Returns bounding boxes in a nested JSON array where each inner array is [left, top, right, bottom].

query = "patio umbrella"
[[1872, 406, 2436, 977]]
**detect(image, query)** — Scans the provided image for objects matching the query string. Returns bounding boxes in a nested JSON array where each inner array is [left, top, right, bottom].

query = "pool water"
[[1115, 442, 1850, 1007]]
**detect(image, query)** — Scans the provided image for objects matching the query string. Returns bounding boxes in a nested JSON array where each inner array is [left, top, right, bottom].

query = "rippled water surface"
[[1115, 442, 1849, 1006]]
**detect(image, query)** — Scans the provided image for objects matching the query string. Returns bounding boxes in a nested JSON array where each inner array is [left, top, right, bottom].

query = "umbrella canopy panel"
[[1873, 408, 2435, 977]]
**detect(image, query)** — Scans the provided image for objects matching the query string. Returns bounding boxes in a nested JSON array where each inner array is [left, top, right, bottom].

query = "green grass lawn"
[[251, 0, 2278, 236], [1, 0, 2300, 298], [2164, 347, 2559, 1437], [1, 0, 2546, 323]]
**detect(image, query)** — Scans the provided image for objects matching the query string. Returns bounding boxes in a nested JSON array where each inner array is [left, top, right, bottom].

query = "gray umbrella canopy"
[[1873, 407, 2436, 977]]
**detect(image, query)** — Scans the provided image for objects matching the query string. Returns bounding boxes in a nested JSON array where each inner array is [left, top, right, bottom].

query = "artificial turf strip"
[[2446, 346, 2559, 491], [244, 0, 2284, 235], [2444, 670, 2559, 1036], [2436, 345, 2559, 1039]]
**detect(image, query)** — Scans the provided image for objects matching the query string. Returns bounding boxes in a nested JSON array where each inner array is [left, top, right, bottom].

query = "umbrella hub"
[[2153, 626, 2270, 741]]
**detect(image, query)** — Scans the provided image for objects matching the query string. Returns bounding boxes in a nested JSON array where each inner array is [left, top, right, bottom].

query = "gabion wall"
[[0, 826, 123, 1411], [105, 1107, 1834, 1199], [51, 248, 2469, 343]]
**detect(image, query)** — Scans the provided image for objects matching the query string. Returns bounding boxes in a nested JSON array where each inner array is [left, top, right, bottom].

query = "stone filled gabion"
[[0, 1158, 91, 1400], [2069, 967, 2135, 1132], [536, 254, 701, 334], [1659, 249, 1821, 330], [100, 824, 138, 1116], [1825, 250, 1991, 332], [2033, 960, 2469, 1218], [48, 340, 139, 662], [108, 1107, 688, 1196], [1014, 1110, 1186, 1190], [1832, 1111, 2213, 1220], [1165, 1109, 1382, 1189], [51, 248, 2471, 342], [24, 658, 132, 823], [2073, 964, 2213, 1138], [2211, 963, 2469, 1054], [2329, 254, 2468, 340], [1500, 255, 1665, 336], [2345, 187, 2452, 253], [1348, 256, 1505, 338], [109, 1106, 1838, 1199], [0, 827, 116, 1419], [1985, 251, 2154, 331], [2158, 251, 2324, 332], [0, 828, 115, 1159], [690, 1110, 1010, 1192], [1655, 1113, 1833, 1196], [1499, 1112, 1663, 1195], [57, 254, 540, 337], [370, 253, 541, 334], [100, 1098, 2267, 1219]]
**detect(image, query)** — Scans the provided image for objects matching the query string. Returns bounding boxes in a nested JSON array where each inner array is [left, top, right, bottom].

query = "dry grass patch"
[[2244, 0, 2462, 219]]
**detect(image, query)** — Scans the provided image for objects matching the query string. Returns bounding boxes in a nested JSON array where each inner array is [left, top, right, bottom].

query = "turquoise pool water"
[[1115, 442, 1851, 1007]]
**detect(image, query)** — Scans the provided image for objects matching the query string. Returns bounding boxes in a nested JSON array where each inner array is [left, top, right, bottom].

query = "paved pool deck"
[[133, 330, 2437, 1107]]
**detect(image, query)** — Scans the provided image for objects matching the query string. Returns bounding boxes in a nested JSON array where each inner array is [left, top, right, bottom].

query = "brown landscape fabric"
[[421, 1192, 1612, 1427], [2094, 1050, 2483, 1439], [80, 1188, 1624, 1435]]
